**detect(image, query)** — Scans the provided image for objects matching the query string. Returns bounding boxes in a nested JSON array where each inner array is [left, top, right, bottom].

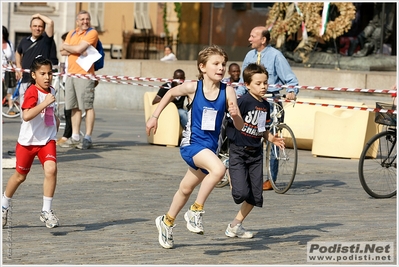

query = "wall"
[[93, 59, 397, 110]]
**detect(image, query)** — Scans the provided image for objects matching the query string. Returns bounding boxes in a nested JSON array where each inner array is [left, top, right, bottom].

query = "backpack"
[[71, 27, 104, 71]]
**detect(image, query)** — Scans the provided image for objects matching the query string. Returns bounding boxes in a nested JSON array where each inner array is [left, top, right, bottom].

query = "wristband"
[[152, 115, 159, 119]]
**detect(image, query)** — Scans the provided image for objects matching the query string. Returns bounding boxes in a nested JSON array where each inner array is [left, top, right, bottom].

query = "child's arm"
[[265, 131, 285, 149], [146, 82, 196, 135], [226, 86, 244, 130], [23, 93, 56, 122]]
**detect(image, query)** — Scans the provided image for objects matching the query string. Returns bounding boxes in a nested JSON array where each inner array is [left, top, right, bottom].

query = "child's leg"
[[3, 142, 34, 204], [3, 171, 28, 204], [42, 160, 57, 198], [167, 167, 206, 218], [192, 149, 226, 205], [37, 141, 57, 210], [232, 201, 254, 227]]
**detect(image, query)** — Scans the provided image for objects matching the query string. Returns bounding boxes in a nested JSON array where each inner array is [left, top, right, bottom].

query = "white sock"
[[42, 196, 53, 212], [72, 134, 80, 141], [84, 135, 92, 142], [2, 193, 11, 209]]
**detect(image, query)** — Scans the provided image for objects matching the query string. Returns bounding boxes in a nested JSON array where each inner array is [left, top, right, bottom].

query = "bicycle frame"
[[267, 96, 288, 161], [264, 93, 298, 193], [381, 127, 397, 168]]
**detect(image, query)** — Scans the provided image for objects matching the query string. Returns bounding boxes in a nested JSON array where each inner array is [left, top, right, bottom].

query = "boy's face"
[[200, 55, 226, 81], [228, 65, 241, 82], [246, 73, 268, 99], [172, 72, 185, 87]]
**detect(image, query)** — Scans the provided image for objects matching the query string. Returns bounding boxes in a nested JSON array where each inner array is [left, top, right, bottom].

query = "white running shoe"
[[184, 209, 204, 234], [225, 223, 254, 239], [40, 210, 59, 228], [155, 215, 175, 249], [2, 207, 9, 228]]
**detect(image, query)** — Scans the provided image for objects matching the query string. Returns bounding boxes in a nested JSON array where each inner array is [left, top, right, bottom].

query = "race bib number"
[[201, 108, 217, 131], [257, 111, 267, 132]]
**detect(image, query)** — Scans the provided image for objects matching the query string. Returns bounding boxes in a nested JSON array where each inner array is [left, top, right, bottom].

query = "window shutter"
[[89, 3, 104, 29], [141, 3, 151, 30], [134, 3, 144, 29]]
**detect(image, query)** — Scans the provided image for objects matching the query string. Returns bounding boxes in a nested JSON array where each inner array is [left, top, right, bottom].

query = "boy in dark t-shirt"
[[225, 63, 285, 238]]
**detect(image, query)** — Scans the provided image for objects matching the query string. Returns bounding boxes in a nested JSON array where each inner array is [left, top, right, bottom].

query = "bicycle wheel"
[[265, 123, 298, 194], [358, 130, 397, 198], [2, 97, 21, 118]]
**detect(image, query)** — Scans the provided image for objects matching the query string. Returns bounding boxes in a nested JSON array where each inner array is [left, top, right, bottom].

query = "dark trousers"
[[62, 108, 72, 138]]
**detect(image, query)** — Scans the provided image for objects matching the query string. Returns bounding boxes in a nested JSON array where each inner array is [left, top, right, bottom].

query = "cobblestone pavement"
[[2, 108, 396, 266]]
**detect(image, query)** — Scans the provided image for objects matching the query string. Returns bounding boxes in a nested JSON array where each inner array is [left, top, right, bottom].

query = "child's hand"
[[146, 116, 158, 135], [44, 93, 56, 106], [270, 133, 285, 149], [228, 102, 239, 117]]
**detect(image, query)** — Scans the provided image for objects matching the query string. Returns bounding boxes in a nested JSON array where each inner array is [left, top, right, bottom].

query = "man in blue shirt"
[[236, 26, 299, 190], [236, 26, 299, 98]]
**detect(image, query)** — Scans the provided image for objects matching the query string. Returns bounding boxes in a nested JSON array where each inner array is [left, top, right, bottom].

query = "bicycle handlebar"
[[263, 93, 286, 100]]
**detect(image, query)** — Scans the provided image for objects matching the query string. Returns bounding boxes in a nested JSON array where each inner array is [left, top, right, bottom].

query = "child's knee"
[[43, 160, 57, 176], [12, 172, 27, 184], [212, 164, 226, 180], [232, 188, 250, 204], [178, 185, 193, 197]]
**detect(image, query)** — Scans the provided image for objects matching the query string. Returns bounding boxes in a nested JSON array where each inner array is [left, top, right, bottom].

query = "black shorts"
[[229, 143, 264, 207]]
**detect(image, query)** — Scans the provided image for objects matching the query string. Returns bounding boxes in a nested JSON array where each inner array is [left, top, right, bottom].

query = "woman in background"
[[160, 45, 177, 61]]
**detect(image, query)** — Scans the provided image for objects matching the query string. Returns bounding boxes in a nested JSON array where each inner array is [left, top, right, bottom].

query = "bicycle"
[[358, 100, 397, 198], [2, 79, 22, 118], [216, 115, 231, 188], [264, 94, 298, 194]]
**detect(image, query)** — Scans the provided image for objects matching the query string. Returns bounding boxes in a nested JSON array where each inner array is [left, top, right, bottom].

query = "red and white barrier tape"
[[2, 65, 397, 95], [276, 99, 397, 115], [3, 65, 397, 114]]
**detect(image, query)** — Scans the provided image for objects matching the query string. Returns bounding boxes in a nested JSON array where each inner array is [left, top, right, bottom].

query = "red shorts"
[[15, 140, 57, 174]]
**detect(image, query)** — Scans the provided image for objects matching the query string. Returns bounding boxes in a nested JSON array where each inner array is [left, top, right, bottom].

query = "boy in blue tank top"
[[225, 63, 285, 238], [146, 45, 244, 249]]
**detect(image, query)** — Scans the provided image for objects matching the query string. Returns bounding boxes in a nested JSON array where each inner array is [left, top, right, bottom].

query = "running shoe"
[[59, 138, 80, 148], [184, 209, 204, 234], [155, 215, 175, 249], [40, 210, 59, 228], [225, 223, 253, 239], [77, 138, 93, 150], [2, 207, 9, 228]]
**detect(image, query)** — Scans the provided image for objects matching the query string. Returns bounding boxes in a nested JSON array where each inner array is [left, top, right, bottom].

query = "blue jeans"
[[269, 146, 279, 182], [178, 108, 188, 128], [268, 98, 284, 182]]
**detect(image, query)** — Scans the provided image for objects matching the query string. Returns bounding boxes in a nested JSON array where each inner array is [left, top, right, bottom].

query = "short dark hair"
[[228, 63, 240, 70], [243, 63, 268, 85], [261, 29, 270, 42], [61, 32, 68, 41], [173, 69, 185, 79]]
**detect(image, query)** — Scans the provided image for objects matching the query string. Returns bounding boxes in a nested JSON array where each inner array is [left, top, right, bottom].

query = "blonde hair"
[[197, 45, 228, 80]]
